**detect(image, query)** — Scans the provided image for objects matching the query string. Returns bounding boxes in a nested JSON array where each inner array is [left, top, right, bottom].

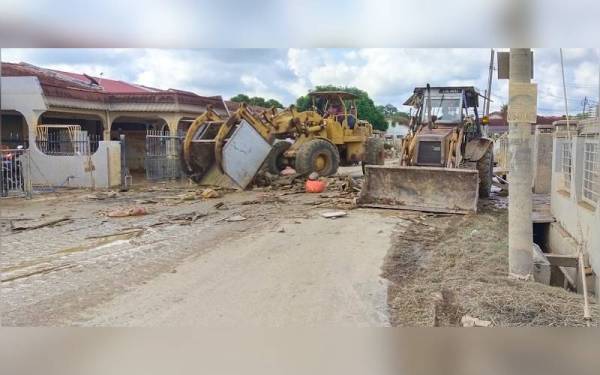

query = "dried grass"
[[385, 203, 598, 327]]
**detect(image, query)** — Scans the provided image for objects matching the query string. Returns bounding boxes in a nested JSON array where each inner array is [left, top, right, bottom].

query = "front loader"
[[358, 85, 494, 214], [181, 91, 384, 189]]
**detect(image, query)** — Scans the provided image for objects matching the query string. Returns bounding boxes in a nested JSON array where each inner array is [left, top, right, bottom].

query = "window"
[[422, 97, 462, 123], [582, 140, 599, 205], [561, 142, 572, 191]]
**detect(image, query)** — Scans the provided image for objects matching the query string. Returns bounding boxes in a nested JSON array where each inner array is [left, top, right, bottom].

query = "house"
[[1, 62, 238, 187]]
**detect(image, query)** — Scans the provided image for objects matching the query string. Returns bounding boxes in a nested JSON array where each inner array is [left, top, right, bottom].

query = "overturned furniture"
[[182, 91, 384, 189], [359, 85, 494, 214]]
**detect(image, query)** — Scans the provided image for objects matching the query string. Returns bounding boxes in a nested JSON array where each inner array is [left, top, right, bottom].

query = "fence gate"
[[145, 130, 183, 181], [1, 148, 32, 198]]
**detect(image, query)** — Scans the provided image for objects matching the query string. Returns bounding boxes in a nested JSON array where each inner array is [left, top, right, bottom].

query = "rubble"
[[107, 206, 148, 218], [200, 188, 220, 199], [11, 216, 72, 231], [321, 211, 347, 219], [461, 315, 492, 327], [225, 215, 247, 222], [85, 191, 119, 200]]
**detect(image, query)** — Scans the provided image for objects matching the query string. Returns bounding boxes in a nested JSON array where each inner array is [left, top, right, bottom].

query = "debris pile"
[[251, 168, 363, 211]]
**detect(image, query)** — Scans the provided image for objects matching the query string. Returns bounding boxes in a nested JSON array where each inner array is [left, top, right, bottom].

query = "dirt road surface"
[[79, 210, 394, 326], [1, 172, 402, 326]]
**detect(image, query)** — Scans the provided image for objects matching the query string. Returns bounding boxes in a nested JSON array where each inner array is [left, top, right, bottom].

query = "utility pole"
[[508, 48, 534, 278], [560, 49, 571, 137], [485, 49, 494, 116]]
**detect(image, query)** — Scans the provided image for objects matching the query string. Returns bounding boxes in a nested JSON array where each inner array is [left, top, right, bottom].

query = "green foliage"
[[295, 85, 388, 131], [377, 104, 410, 125], [230, 94, 284, 109]]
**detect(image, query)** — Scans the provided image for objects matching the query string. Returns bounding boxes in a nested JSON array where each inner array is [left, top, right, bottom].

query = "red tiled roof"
[[50, 69, 158, 93], [1, 62, 226, 111]]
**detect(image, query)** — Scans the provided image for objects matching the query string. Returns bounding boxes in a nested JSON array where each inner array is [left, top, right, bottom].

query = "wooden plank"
[[544, 253, 579, 268]]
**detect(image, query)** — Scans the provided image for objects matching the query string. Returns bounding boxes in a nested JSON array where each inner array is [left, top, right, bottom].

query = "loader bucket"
[[358, 166, 479, 214]]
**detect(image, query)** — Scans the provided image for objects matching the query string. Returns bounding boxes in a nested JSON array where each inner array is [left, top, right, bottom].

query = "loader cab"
[[407, 86, 481, 130], [309, 91, 359, 129], [404, 86, 483, 167]]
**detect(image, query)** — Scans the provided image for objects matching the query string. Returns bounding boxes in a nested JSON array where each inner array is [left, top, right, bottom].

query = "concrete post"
[[508, 48, 534, 278], [532, 125, 554, 194]]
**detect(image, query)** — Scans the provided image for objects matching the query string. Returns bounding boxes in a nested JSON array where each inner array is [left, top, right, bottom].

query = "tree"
[[230, 94, 284, 109], [295, 85, 388, 131], [378, 103, 410, 125]]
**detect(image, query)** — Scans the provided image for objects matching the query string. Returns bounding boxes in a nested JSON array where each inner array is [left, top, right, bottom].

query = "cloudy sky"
[[2, 48, 599, 115]]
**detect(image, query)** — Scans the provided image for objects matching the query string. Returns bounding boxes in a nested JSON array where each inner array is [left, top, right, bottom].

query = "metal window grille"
[[562, 141, 572, 190], [582, 140, 599, 205], [36, 126, 100, 155]]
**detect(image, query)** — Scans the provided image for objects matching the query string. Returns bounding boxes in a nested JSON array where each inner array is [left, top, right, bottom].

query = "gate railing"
[[1, 148, 32, 198], [145, 131, 183, 181]]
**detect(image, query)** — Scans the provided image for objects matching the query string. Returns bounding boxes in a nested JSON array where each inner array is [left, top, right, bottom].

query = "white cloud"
[[3, 48, 598, 114]]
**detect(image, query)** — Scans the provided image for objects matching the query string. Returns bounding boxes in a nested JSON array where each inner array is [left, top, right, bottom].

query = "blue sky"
[[2, 48, 599, 115]]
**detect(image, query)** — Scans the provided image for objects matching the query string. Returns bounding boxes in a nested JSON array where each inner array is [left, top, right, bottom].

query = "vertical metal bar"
[[26, 149, 32, 199]]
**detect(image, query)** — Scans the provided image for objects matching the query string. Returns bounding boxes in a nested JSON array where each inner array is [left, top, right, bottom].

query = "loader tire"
[[265, 141, 292, 174], [477, 146, 493, 198], [362, 137, 385, 174], [295, 139, 340, 176]]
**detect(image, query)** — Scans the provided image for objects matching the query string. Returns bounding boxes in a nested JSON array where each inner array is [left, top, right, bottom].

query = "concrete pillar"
[[508, 48, 534, 278], [102, 111, 111, 141], [160, 113, 180, 136]]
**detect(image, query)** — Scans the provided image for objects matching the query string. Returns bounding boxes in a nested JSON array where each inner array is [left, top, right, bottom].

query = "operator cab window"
[[422, 97, 462, 124]]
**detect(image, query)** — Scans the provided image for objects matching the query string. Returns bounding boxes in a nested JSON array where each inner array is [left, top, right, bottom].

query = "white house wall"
[[550, 121, 600, 294]]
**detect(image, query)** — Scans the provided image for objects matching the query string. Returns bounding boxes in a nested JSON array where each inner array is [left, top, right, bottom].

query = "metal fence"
[[36, 131, 100, 155], [1, 148, 31, 198], [145, 130, 183, 181]]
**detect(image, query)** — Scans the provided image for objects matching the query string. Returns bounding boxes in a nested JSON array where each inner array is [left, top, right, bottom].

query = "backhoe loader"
[[181, 91, 384, 189], [358, 85, 493, 214]]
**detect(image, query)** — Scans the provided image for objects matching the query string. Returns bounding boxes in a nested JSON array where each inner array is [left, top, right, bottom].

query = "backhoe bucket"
[[358, 166, 479, 214]]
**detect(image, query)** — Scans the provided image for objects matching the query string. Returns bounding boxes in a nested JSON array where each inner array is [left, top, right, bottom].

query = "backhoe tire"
[[265, 141, 292, 174], [295, 139, 340, 177], [477, 146, 493, 198], [362, 137, 385, 174]]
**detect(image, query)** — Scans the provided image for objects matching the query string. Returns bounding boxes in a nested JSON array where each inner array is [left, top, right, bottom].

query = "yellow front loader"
[[358, 85, 494, 214], [181, 91, 384, 189]]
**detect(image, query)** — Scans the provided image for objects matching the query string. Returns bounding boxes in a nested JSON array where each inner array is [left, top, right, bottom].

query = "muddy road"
[[1, 177, 407, 327]]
